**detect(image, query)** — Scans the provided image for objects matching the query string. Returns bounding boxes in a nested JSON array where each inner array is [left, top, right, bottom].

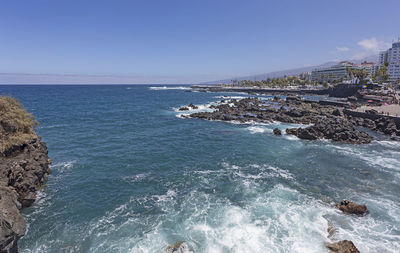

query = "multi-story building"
[[378, 41, 400, 82], [379, 50, 388, 65], [311, 61, 357, 82], [358, 61, 377, 76]]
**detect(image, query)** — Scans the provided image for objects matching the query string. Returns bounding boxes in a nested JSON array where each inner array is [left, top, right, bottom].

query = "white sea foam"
[[173, 101, 219, 113], [129, 184, 331, 253], [328, 144, 400, 172], [123, 173, 151, 183], [38, 124, 67, 129], [58, 159, 400, 253], [213, 95, 248, 100], [149, 86, 191, 90], [247, 126, 269, 134], [51, 160, 76, 173]]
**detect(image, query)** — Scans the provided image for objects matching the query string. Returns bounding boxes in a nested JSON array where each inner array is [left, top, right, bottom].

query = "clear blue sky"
[[0, 0, 399, 84]]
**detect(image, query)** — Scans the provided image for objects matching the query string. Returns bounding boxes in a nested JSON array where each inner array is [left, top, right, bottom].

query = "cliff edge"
[[0, 96, 50, 252]]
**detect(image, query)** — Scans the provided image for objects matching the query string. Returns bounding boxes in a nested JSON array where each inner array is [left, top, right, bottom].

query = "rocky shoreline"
[[175, 95, 395, 252], [0, 97, 50, 252], [182, 95, 400, 143]]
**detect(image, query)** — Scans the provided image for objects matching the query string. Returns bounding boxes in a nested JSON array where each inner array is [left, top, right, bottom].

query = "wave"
[[128, 184, 331, 253], [51, 160, 76, 173], [328, 144, 400, 173], [247, 126, 271, 134], [38, 124, 67, 129], [25, 160, 400, 253], [149, 86, 191, 90]]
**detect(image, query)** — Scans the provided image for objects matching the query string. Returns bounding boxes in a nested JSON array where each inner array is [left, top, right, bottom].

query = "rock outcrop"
[[285, 119, 373, 144], [336, 200, 368, 215], [273, 128, 282, 135], [166, 241, 192, 253], [188, 103, 198, 109], [0, 96, 50, 252], [189, 96, 377, 144], [325, 240, 360, 253]]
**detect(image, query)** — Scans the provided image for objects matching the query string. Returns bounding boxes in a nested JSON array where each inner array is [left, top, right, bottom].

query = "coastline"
[[0, 97, 51, 252]]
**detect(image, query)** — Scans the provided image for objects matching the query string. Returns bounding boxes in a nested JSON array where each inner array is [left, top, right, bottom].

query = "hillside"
[[206, 56, 379, 84]]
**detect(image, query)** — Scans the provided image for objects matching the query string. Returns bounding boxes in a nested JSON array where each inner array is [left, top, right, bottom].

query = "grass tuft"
[[0, 96, 38, 154]]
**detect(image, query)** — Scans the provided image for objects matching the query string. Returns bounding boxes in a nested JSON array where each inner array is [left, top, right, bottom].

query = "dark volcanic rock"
[[188, 103, 198, 109], [0, 137, 50, 252], [186, 96, 393, 143], [178, 107, 189, 111], [286, 95, 301, 102], [332, 108, 342, 116], [166, 241, 191, 253], [0, 187, 26, 252], [285, 120, 373, 144], [325, 240, 360, 253], [273, 128, 282, 135], [336, 200, 368, 215], [374, 117, 398, 136], [365, 109, 378, 115], [285, 109, 304, 117]]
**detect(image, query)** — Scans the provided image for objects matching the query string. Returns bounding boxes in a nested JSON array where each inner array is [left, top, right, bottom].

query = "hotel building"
[[378, 41, 400, 82]]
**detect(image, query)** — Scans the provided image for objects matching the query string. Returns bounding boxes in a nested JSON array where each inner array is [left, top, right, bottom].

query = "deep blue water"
[[1, 85, 399, 253]]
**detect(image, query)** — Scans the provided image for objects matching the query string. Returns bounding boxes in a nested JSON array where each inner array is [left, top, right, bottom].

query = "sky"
[[0, 0, 399, 84]]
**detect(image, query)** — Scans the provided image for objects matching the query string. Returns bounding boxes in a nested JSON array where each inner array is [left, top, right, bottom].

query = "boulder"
[[0, 187, 26, 252], [336, 200, 368, 215], [365, 109, 378, 115], [332, 109, 342, 116], [373, 117, 399, 136], [286, 95, 301, 102], [166, 241, 192, 253], [188, 103, 198, 109], [362, 118, 375, 129], [273, 128, 282, 135], [327, 223, 336, 238], [325, 240, 360, 253], [285, 109, 304, 117]]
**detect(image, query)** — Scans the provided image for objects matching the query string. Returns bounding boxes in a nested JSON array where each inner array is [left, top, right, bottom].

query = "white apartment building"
[[379, 41, 400, 82], [311, 61, 375, 83], [311, 62, 352, 82]]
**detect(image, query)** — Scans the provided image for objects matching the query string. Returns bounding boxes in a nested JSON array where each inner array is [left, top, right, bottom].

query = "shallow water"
[[1, 85, 399, 253]]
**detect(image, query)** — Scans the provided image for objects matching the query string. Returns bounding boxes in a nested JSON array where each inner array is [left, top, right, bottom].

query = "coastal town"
[[167, 41, 400, 253], [188, 40, 400, 137]]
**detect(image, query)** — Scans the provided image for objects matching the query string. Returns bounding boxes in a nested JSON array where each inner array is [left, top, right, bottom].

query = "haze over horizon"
[[1, 0, 399, 84]]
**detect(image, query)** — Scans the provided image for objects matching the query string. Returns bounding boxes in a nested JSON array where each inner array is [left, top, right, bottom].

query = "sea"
[[1, 85, 399, 253]]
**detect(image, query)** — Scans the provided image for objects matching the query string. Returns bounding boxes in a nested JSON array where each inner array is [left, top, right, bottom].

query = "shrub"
[[0, 96, 38, 153]]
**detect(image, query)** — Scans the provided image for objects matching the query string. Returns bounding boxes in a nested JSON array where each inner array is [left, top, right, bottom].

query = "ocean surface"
[[1, 85, 399, 253]]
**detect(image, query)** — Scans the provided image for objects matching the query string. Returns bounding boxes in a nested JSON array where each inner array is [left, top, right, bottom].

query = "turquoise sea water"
[[1, 85, 399, 253]]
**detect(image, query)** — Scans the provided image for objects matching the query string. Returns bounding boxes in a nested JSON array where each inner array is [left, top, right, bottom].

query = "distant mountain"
[[205, 55, 379, 84]]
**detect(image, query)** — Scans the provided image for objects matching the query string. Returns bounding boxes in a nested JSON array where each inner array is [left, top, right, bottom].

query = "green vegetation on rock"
[[0, 96, 38, 154]]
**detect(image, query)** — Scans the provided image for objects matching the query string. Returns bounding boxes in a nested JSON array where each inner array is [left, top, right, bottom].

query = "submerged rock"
[[336, 200, 368, 215], [166, 241, 192, 253], [273, 128, 282, 135], [325, 240, 360, 253]]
